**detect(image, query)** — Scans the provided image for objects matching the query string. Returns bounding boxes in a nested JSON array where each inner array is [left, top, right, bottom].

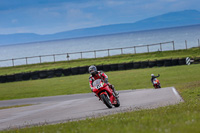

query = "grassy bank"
[[0, 47, 200, 75], [1, 64, 200, 132], [0, 63, 199, 100]]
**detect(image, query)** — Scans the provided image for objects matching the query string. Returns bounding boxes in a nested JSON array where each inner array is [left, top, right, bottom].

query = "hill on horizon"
[[1, 10, 200, 46]]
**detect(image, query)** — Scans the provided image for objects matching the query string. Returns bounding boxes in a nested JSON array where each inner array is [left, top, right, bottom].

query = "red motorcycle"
[[153, 78, 161, 89], [93, 79, 120, 108]]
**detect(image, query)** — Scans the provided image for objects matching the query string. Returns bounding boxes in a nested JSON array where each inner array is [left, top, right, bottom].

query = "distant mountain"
[[1, 10, 200, 46]]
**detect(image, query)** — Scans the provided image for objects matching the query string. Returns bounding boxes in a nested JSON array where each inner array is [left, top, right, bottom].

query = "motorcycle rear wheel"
[[100, 94, 112, 108]]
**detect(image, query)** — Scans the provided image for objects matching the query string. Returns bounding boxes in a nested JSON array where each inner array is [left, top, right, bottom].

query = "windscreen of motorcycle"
[[93, 79, 101, 87]]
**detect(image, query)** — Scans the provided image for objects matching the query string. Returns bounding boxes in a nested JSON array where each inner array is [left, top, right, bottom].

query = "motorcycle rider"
[[88, 65, 119, 97], [151, 74, 160, 84]]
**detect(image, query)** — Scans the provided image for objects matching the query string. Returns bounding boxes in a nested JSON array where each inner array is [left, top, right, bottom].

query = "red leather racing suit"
[[89, 71, 108, 92]]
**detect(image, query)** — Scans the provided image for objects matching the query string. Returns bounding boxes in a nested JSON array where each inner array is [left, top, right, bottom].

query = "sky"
[[0, 0, 200, 35]]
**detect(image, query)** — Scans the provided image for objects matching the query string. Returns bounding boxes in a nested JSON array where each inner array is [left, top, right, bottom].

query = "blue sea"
[[0, 24, 200, 67]]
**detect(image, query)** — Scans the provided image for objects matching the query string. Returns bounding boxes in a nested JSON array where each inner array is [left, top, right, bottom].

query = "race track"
[[0, 87, 183, 131]]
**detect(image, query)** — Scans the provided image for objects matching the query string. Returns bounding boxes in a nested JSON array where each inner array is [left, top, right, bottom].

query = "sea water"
[[0, 24, 200, 67]]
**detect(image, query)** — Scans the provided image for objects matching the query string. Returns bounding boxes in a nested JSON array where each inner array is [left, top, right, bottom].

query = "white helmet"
[[151, 74, 154, 77], [88, 65, 97, 74]]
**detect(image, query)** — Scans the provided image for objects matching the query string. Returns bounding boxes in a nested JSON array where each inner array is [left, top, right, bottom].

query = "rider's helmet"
[[88, 65, 97, 75], [151, 74, 154, 77]]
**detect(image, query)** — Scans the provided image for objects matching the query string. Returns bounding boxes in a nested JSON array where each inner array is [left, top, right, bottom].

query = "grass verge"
[[0, 104, 34, 110]]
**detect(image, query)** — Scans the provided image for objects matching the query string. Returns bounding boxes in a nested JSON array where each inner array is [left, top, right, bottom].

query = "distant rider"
[[88, 65, 119, 97], [151, 74, 160, 84]]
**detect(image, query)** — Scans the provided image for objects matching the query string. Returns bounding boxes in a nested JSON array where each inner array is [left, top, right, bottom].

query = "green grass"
[[1, 64, 200, 133], [0, 47, 200, 75]]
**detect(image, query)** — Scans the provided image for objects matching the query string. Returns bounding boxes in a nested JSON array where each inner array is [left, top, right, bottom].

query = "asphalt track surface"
[[0, 87, 183, 131]]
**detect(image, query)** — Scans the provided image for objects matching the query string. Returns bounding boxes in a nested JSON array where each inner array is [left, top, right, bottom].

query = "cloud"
[[104, 0, 126, 6], [11, 19, 18, 23]]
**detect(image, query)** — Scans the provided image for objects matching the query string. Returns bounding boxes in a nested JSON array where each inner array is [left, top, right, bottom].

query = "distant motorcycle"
[[93, 79, 120, 108], [153, 78, 161, 89]]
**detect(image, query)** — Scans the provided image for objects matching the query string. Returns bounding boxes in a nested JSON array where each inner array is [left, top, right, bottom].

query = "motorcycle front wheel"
[[113, 97, 120, 107], [100, 94, 112, 108]]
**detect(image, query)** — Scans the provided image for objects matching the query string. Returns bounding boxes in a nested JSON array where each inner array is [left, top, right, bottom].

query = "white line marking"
[[172, 87, 182, 100]]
